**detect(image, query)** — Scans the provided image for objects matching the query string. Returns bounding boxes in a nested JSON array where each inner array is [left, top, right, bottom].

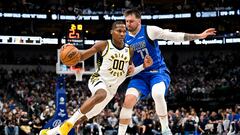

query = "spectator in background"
[[106, 112, 118, 135], [183, 115, 196, 135], [208, 111, 219, 134], [141, 112, 154, 135], [170, 109, 182, 135], [198, 112, 208, 134], [4, 118, 19, 135], [0, 98, 3, 111]]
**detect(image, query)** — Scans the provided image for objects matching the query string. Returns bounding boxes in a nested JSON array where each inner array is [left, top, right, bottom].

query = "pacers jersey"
[[125, 25, 168, 72], [97, 40, 130, 87]]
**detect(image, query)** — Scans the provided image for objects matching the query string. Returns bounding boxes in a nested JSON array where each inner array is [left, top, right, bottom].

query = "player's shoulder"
[[125, 43, 130, 48], [122, 43, 131, 49], [94, 40, 108, 45], [146, 25, 162, 30], [93, 40, 108, 52], [125, 43, 133, 51], [146, 25, 164, 38]]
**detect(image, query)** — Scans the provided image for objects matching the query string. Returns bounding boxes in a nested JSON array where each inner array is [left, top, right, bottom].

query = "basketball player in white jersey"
[[40, 21, 153, 135]]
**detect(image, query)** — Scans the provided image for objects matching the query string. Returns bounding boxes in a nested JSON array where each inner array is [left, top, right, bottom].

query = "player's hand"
[[199, 28, 216, 39], [143, 55, 153, 68], [127, 64, 135, 75]]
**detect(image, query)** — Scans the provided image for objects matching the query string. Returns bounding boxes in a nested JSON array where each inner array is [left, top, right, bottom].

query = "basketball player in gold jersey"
[[40, 21, 153, 135]]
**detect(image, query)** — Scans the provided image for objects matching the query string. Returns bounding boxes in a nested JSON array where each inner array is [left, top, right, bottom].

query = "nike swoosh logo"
[[138, 36, 144, 39]]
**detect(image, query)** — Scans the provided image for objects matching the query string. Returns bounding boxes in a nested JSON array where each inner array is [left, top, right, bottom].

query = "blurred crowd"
[[0, 49, 240, 135], [1, 0, 239, 41], [168, 52, 240, 103], [0, 0, 239, 15], [0, 0, 240, 135], [0, 50, 56, 65]]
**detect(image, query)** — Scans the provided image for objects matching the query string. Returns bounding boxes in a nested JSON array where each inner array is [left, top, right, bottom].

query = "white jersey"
[[94, 40, 130, 88]]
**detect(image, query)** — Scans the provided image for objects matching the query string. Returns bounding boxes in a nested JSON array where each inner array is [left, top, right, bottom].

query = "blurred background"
[[0, 0, 240, 135]]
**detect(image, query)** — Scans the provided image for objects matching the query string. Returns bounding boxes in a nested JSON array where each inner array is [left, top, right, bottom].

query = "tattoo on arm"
[[184, 33, 200, 41]]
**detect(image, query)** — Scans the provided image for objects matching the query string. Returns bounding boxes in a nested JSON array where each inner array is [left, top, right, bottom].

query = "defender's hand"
[[127, 64, 135, 75], [199, 28, 216, 39], [143, 55, 153, 68]]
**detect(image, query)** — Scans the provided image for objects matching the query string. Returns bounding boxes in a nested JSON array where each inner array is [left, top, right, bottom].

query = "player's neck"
[[129, 24, 141, 36], [112, 40, 124, 49]]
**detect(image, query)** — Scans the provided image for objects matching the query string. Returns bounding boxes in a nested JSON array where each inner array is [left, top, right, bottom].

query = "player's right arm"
[[79, 41, 107, 61], [127, 55, 153, 77]]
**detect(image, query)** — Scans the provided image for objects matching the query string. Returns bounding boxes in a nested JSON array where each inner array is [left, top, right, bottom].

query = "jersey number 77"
[[137, 48, 149, 59]]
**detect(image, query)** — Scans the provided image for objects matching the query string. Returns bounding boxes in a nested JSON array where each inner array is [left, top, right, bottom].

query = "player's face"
[[125, 14, 140, 32], [112, 24, 126, 46]]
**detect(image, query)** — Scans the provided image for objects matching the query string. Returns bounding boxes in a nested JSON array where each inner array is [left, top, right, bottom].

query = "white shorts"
[[85, 73, 116, 119], [88, 73, 117, 96]]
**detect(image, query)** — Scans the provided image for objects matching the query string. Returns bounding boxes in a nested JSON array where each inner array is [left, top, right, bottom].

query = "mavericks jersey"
[[125, 25, 168, 72], [98, 40, 130, 87]]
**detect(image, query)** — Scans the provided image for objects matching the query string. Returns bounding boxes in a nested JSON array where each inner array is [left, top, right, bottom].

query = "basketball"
[[60, 44, 81, 66]]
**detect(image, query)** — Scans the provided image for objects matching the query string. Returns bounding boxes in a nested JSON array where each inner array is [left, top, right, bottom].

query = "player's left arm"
[[147, 26, 216, 42], [183, 28, 216, 41]]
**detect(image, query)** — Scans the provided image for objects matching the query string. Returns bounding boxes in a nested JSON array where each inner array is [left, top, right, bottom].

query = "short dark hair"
[[124, 9, 141, 19], [111, 21, 125, 30]]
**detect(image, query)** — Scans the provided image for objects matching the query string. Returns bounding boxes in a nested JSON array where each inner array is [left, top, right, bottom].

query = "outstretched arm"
[[147, 26, 216, 42], [184, 28, 216, 41]]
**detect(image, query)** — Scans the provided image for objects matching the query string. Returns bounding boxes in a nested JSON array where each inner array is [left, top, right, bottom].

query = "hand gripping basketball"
[[60, 44, 81, 66]]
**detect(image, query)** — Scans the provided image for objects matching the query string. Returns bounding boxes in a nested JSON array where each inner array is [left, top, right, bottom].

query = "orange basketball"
[[60, 44, 81, 66]]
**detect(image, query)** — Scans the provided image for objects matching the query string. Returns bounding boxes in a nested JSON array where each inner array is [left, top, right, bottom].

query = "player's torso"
[[98, 40, 130, 87], [125, 25, 167, 72]]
